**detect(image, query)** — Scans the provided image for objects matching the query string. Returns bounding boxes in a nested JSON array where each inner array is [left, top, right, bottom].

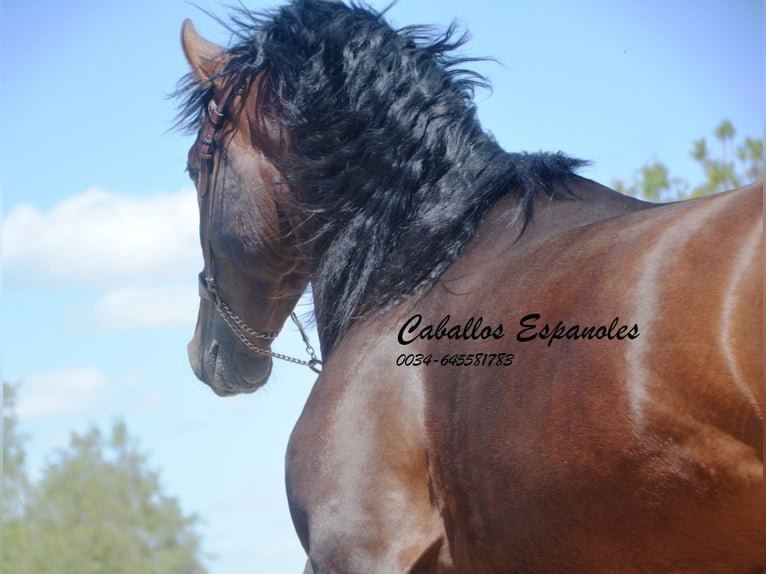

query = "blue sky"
[[2, 1, 762, 572]]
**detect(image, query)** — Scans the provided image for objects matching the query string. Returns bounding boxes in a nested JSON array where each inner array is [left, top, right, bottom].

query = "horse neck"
[[301, 132, 571, 355], [271, 23, 583, 353]]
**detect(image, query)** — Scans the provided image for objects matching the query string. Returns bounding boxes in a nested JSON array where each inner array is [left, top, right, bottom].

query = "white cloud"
[[85, 282, 200, 331], [15, 366, 111, 422], [15, 366, 163, 424], [4, 188, 206, 332], [3, 188, 201, 288]]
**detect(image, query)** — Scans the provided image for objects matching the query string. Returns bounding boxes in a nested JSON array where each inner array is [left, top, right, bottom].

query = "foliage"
[[3, 383, 29, 520], [613, 120, 763, 201], [2, 384, 208, 574]]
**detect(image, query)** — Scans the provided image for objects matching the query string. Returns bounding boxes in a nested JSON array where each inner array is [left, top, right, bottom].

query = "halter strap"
[[198, 75, 242, 164], [195, 75, 322, 374]]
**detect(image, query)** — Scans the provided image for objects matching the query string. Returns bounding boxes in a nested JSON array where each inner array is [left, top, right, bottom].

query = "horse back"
[[419, 181, 763, 572]]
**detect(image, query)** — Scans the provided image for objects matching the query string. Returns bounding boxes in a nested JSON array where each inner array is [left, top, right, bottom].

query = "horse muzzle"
[[187, 330, 272, 396]]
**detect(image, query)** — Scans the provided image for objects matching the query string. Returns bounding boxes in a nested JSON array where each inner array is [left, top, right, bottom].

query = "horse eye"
[[186, 164, 199, 183]]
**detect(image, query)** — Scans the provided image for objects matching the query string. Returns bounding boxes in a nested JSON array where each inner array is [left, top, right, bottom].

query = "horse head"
[[181, 21, 309, 396]]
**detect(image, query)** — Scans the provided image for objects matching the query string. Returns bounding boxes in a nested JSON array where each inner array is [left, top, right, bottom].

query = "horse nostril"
[[209, 339, 220, 361]]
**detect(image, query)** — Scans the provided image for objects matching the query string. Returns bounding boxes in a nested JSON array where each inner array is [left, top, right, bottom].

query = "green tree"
[[614, 161, 689, 203], [2, 387, 208, 574], [3, 383, 29, 518], [613, 120, 763, 201], [3, 382, 32, 571], [736, 137, 764, 182], [713, 118, 736, 164]]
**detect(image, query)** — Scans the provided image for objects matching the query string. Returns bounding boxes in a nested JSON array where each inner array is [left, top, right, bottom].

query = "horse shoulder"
[[286, 313, 451, 572]]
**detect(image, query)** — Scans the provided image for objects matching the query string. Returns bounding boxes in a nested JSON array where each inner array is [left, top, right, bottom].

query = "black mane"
[[176, 0, 586, 354]]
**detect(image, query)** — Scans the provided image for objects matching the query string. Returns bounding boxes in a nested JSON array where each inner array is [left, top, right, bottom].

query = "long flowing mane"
[[176, 0, 586, 353]]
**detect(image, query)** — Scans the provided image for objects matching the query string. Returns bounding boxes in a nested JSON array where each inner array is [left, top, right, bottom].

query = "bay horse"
[[177, 1, 763, 572]]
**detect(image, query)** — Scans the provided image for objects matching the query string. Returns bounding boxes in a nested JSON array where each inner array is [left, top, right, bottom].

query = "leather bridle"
[[195, 74, 321, 374]]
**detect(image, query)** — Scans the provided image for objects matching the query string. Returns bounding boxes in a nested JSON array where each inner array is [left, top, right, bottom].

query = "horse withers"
[[177, 1, 763, 572]]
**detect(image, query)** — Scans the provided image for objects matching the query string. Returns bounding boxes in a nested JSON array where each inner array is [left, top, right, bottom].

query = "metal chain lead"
[[213, 293, 322, 374], [290, 312, 321, 371], [218, 299, 279, 340]]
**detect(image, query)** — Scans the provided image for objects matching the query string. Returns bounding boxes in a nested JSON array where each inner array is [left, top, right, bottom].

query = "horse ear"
[[181, 19, 228, 86]]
